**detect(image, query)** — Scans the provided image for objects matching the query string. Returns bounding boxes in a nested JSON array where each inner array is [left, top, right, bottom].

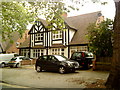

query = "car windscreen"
[[11, 58, 17, 61], [54, 55, 68, 61]]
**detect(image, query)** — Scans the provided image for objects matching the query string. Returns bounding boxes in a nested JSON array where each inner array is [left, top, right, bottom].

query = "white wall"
[[69, 29, 76, 42]]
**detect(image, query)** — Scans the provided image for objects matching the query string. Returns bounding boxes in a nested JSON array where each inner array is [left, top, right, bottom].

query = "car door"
[[37, 56, 48, 70], [46, 55, 59, 71], [40, 55, 48, 70]]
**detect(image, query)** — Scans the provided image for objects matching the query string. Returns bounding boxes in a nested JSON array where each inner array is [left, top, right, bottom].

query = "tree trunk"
[[105, 1, 120, 90]]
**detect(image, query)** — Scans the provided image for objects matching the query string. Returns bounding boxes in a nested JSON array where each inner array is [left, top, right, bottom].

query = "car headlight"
[[67, 63, 73, 67]]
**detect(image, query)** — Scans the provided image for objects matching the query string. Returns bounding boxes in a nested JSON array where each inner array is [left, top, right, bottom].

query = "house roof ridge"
[[67, 11, 101, 18]]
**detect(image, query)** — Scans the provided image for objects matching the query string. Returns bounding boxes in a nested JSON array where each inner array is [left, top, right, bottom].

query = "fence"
[[93, 57, 112, 71]]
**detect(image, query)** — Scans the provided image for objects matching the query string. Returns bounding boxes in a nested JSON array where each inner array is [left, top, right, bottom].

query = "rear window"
[[71, 52, 93, 59], [85, 52, 93, 57], [71, 52, 82, 59], [11, 58, 17, 61]]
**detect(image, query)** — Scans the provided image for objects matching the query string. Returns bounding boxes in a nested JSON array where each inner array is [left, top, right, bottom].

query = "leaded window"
[[53, 31, 62, 40], [35, 33, 43, 41]]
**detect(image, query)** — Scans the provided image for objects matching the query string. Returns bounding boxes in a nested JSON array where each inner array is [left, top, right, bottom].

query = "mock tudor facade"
[[18, 11, 104, 58]]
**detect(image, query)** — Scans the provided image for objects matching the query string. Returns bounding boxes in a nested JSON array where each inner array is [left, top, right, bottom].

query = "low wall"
[[93, 57, 112, 71], [21, 59, 36, 65]]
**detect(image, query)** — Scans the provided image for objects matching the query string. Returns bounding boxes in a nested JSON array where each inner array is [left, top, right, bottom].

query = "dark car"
[[35, 55, 79, 74], [70, 51, 94, 69]]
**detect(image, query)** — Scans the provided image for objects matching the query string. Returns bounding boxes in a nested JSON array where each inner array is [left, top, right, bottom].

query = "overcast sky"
[[27, 0, 116, 29], [67, 0, 116, 20]]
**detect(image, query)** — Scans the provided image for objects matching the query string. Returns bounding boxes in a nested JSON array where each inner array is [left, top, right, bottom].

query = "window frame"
[[52, 30, 62, 40], [35, 33, 43, 41]]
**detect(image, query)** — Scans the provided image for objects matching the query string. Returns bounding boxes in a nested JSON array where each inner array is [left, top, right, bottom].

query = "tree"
[[1, 0, 80, 41], [105, 1, 120, 90], [87, 18, 113, 57], [1, 1, 35, 41]]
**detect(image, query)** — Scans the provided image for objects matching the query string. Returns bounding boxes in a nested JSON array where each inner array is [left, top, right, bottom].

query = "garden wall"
[[21, 59, 36, 65]]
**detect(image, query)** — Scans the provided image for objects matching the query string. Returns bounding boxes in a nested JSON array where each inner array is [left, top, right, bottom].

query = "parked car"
[[35, 55, 79, 74], [0, 53, 19, 68], [70, 51, 94, 69], [8, 56, 31, 68]]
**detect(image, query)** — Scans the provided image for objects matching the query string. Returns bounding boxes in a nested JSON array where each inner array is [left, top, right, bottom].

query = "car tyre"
[[16, 63, 20, 68], [84, 63, 90, 69], [36, 66, 42, 72], [10, 66, 13, 68], [72, 69, 75, 73], [59, 66, 66, 74], [1, 63, 5, 68]]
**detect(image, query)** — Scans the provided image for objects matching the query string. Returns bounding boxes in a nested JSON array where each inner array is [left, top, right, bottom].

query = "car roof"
[[73, 51, 91, 53], [39, 55, 61, 57]]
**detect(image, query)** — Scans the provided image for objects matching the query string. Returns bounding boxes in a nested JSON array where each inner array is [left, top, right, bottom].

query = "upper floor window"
[[35, 33, 43, 41], [53, 31, 62, 40]]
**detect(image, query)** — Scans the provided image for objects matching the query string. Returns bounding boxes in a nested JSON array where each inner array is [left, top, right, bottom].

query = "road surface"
[[0, 65, 109, 88]]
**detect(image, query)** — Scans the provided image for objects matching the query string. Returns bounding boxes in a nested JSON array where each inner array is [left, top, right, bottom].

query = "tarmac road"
[[0, 65, 109, 88]]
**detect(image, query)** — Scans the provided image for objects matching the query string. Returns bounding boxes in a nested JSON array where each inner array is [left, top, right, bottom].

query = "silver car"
[[8, 56, 31, 68]]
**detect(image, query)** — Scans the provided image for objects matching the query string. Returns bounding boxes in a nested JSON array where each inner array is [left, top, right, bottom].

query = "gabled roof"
[[18, 36, 30, 49], [68, 11, 102, 45], [0, 32, 20, 52], [28, 19, 48, 34], [29, 17, 78, 34], [39, 19, 48, 27]]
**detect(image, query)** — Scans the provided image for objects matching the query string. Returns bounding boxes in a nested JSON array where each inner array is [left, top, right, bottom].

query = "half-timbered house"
[[19, 11, 104, 58]]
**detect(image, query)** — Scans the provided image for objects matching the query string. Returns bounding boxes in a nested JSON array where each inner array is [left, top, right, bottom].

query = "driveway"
[[1, 65, 109, 88]]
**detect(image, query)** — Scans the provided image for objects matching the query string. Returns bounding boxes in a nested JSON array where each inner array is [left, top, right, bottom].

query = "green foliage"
[[87, 19, 113, 57], [1, 1, 79, 41], [1, 1, 35, 41], [27, 1, 78, 30]]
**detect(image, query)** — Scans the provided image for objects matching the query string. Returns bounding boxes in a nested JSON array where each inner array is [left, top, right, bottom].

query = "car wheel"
[[1, 63, 5, 68], [16, 63, 20, 68], [84, 63, 90, 69], [72, 69, 75, 73], [59, 66, 66, 74], [36, 66, 42, 72], [10, 66, 13, 68]]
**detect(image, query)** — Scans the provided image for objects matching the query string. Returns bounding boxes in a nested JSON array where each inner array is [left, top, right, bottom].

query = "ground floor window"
[[33, 49, 44, 58], [70, 46, 88, 57], [51, 48, 64, 56], [20, 49, 29, 57]]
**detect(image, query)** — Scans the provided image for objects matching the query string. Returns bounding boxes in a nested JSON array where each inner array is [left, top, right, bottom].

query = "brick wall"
[[21, 59, 36, 65], [6, 30, 29, 54]]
